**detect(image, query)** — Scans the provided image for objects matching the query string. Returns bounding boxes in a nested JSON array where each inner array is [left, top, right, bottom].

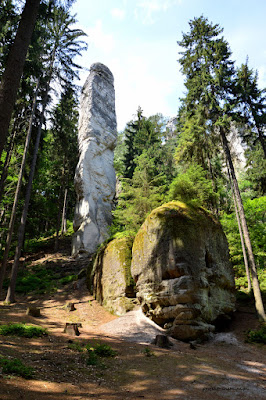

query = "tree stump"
[[26, 307, 41, 317], [63, 323, 82, 336], [151, 334, 173, 348], [66, 302, 76, 311]]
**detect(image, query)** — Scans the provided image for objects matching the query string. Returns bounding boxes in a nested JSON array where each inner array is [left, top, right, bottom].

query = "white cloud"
[[86, 20, 115, 54], [257, 66, 266, 88], [111, 8, 126, 20], [134, 0, 182, 25]]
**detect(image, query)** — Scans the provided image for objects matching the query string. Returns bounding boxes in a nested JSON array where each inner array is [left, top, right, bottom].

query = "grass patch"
[[246, 325, 266, 344], [68, 341, 84, 352], [143, 347, 155, 357], [86, 342, 117, 358], [59, 274, 78, 285], [86, 351, 99, 366], [0, 323, 47, 338], [68, 340, 116, 368], [0, 357, 34, 379]]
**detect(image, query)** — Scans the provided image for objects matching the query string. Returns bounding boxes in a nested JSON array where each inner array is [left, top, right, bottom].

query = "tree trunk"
[[0, 81, 39, 296], [220, 126, 265, 321], [61, 188, 68, 234], [0, 124, 17, 202], [227, 163, 251, 292], [0, 0, 40, 160], [5, 88, 48, 303], [54, 189, 63, 252]]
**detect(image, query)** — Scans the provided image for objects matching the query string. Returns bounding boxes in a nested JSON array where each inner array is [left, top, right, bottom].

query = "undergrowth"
[[68, 340, 117, 367], [246, 325, 266, 344]]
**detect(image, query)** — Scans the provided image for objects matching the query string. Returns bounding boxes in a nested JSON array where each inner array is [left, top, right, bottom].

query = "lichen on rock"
[[131, 201, 235, 341]]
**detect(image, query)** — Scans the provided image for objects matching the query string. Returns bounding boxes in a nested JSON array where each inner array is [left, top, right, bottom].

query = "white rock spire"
[[72, 63, 117, 256]]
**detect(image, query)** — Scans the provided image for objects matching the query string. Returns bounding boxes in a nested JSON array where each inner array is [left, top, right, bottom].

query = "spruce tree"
[[235, 61, 266, 158], [178, 16, 266, 321]]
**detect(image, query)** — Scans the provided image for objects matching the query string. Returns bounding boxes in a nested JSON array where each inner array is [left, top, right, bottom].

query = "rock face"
[[131, 201, 235, 341], [92, 237, 137, 315], [72, 63, 117, 256]]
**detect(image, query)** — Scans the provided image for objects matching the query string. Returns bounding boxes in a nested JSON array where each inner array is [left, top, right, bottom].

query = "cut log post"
[[151, 334, 173, 348], [66, 302, 76, 312], [63, 323, 82, 336], [26, 306, 41, 317]]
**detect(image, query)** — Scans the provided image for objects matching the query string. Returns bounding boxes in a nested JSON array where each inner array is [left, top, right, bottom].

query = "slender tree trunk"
[[0, 81, 39, 296], [220, 126, 265, 321], [0, 0, 40, 160], [61, 188, 68, 234], [5, 88, 48, 303], [0, 124, 17, 202], [227, 163, 251, 292], [54, 188, 63, 252]]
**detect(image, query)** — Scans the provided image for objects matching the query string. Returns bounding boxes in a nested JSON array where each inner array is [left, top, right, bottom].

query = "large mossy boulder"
[[92, 237, 138, 315], [131, 201, 235, 341]]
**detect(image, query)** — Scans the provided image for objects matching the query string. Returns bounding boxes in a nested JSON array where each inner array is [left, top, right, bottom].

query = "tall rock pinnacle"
[[72, 63, 117, 256]]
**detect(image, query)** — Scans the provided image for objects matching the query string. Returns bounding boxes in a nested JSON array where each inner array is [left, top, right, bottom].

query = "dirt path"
[[0, 245, 265, 400], [0, 284, 265, 400]]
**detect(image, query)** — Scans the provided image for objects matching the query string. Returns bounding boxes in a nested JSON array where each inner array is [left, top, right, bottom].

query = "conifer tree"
[[178, 16, 265, 321], [235, 61, 266, 158]]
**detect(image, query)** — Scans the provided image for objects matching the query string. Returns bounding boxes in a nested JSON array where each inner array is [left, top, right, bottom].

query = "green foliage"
[[246, 325, 266, 344], [29, 85, 79, 238], [235, 61, 266, 157], [5, 266, 59, 294], [68, 341, 84, 352], [221, 196, 266, 278], [168, 163, 217, 208], [0, 323, 47, 338], [59, 274, 77, 285], [112, 111, 173, 235], [67, 341, 117, 361], [143, 347, 155, 357], [244, 145, 266, 196], [0, 357, 34, 379], [86, 342, 117, 358]]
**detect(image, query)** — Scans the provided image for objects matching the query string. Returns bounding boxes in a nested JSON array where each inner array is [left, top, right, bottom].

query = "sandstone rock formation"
[[72, 63, 117, 256], [131, 201, 235, 341], [92, 237, 137, 315]]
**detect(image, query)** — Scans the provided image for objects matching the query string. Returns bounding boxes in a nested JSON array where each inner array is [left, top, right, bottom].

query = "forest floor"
[[0, 238, 265, 400]]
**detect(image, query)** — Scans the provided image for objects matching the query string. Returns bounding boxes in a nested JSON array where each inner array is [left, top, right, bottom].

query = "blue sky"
[[72, 0, 266, 131]]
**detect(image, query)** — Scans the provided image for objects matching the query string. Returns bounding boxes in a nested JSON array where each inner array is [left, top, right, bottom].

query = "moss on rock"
[[131, 201, 235, 341]]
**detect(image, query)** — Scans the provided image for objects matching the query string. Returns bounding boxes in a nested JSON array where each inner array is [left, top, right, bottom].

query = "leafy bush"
[[0, 357, 34, 379], [246, 325, 266, 344], [0, 323, 47, 338]]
